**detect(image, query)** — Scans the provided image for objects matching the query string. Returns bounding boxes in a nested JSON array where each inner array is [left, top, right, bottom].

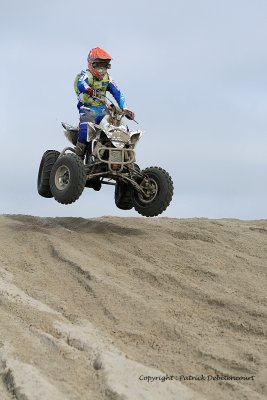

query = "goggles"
[[92, 61, 111, 69]]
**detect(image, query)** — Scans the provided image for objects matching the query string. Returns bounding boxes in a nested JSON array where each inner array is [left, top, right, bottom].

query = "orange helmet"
[[87, 47, 112, 80]]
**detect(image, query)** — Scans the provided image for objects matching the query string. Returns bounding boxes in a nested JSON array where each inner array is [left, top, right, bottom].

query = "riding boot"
[[75, 141, 86, 159]]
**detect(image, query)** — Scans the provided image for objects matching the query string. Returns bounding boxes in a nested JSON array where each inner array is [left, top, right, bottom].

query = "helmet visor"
[[92, 60, 111, 69]]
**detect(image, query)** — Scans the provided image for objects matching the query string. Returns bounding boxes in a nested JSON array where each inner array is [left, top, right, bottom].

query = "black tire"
[[37, 150, 60, 198], [132, 167, 174, 217], [133, 163, 141, 172], [50, 154, 86, 204], [114, 182, 133, 210], [86, 178, 102, 191]]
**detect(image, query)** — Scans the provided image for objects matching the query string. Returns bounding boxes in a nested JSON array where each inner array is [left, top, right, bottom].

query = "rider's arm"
[[107, 77, 127, 110], [77, 71, 91, 93]]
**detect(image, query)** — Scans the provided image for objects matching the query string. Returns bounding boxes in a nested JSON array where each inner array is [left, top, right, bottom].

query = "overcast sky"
[[1, 0, 266, 219]]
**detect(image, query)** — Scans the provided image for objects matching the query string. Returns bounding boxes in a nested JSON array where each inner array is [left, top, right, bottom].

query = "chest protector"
[[74, 70, 109, 107]]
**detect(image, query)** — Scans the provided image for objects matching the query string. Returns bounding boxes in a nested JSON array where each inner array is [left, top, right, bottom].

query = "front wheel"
[[50, 154, 86, 204], [132, 167, 173, 217], [114, 182, 133, 210], [114, 163, 140, 210]]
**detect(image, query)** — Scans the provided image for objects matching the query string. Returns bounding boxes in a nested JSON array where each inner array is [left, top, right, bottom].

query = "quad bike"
[[37, 96, 173, 217]]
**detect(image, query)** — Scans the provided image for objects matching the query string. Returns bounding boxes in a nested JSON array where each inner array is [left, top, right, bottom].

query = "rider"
[[74, 47, 135, 158]]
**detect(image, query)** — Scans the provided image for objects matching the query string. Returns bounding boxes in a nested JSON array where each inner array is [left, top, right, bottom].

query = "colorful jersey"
[[74, 69, 126, 110]]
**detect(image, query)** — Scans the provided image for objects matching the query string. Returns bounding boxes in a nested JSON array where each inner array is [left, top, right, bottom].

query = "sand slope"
[[0, 215, 266, 400]]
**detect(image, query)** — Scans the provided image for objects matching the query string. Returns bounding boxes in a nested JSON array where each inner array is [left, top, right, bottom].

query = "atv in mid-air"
[[37, 97, 173, 217]]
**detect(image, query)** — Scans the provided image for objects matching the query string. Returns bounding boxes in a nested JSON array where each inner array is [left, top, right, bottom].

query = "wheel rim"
[[137, 177, 158, 204], [54, 165, 70, 190]]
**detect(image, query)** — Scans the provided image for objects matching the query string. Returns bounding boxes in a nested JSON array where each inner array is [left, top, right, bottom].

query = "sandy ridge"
[[0, 214, 266, 399]]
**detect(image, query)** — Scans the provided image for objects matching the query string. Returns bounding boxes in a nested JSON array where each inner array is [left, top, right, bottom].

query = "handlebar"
[[92, 95, 122, 114], [92, 95, 137, 123]]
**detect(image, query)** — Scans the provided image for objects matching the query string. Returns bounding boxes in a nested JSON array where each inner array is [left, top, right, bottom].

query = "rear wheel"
[[37, 150, 60, 198], [132, 167, 173, 217], [50, 154, 86, 204]]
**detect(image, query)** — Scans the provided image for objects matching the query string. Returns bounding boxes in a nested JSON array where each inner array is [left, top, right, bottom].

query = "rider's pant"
[[78, 105, 106, 144]]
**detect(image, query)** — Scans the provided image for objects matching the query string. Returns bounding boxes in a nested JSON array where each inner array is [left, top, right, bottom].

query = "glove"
[[86, 87, 98, 97], [123, 108, 135, 120]]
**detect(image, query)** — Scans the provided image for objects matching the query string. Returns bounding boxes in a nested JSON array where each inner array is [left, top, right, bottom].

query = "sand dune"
[[0, 214, 266, 400]]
